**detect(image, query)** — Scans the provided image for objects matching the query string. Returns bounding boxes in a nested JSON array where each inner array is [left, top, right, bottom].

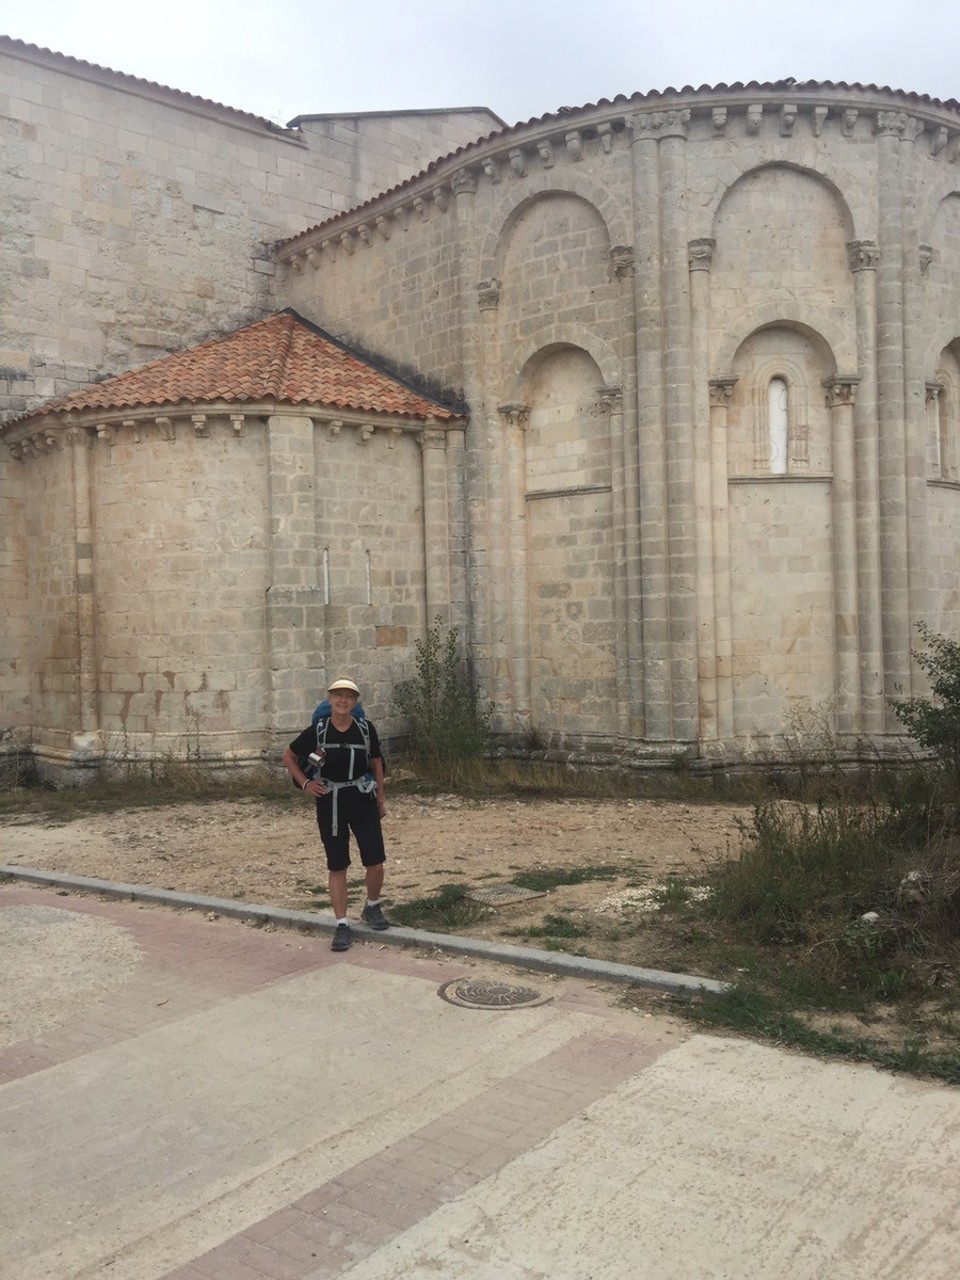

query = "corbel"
[[745, 104, 763, 135], [509, 147, 527, 178], [375, 215, 390, 240], [433, 187, 449, 213], [537, 139, 554, 168], [842, 109, 858, 136], [192, 414, 208, 437], [813, 106, 829, 137], [712, 107, 728, 136], [358, 423, 375, 444], [481, 156, 500, 184], [565, 130, 583, 161], [156, 415, 174, 441], [779, 104, 797, 137], [356, 223, 371, 246], [230, 414, 245, 436], [339, 229, 355, 254], [597, 122, 613, 153]]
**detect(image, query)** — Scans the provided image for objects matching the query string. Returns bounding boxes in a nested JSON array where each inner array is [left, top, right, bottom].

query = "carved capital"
[[477, 278, 501, 311], [876, 110, 923, 142], [627, 109, 690, 141], [708, 377, 738, 408], [610, 245, 635, 279], [847, 239, 880, 272], [418, 428, 446, 451], [822, 375, 860, 408], [598, 385, 623, 415], [451, 167, 478, 196], [498, 401, 530, 430], [688, 238, 716, 271], [926, 380, 944, 405]]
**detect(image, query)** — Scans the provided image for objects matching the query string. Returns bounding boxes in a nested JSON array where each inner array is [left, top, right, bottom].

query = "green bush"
[[891, 622, 960, 781], [395, 620, 492, 761]]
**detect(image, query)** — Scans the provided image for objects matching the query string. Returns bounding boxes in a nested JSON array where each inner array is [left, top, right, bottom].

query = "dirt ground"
[[0, 793, 751, 973]]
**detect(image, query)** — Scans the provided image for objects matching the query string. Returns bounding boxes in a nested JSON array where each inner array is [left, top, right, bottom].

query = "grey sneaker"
[[361, 902, 390, 931], [331, 922, 352, 951]]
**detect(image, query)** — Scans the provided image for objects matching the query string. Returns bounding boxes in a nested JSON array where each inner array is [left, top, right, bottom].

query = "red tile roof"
[[6, 311, 461, 427]]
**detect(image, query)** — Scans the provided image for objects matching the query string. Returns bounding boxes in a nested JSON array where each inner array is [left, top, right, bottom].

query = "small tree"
[[395, 620, 491, 761], [890, 622, 960, 780]]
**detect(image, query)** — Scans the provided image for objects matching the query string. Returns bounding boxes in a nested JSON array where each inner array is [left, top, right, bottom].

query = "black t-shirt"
[[289, 718, 381, 783]]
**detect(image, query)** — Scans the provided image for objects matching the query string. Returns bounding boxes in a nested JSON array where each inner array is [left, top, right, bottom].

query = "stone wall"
[[278, 85, 960, 762], [0, 38, 501, 420]]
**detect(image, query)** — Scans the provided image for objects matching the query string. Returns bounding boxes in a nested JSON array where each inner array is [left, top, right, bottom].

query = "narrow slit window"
[[364, 550, 372, 605], [768, 377, 789, 475], [322, 548, 330, 605]]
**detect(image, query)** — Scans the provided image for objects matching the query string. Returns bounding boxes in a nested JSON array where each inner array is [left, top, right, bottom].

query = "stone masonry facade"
[[2, 35, 959, 774]]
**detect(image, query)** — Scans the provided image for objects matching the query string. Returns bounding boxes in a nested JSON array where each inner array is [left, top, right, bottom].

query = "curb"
[[0, 864, 729, 998]]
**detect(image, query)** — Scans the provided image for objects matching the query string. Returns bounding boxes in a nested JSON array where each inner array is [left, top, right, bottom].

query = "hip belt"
[[320, 773, 377, 835]]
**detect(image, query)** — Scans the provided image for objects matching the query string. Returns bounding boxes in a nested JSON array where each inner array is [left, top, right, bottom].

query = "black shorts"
[[315, 787, 386, 872]]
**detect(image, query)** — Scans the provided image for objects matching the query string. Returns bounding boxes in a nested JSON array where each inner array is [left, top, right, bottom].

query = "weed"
[[509, 913, 590, 941], [389, 884, 490, 930], [395, 620, 492, 762], [511, 865, 621, 892]]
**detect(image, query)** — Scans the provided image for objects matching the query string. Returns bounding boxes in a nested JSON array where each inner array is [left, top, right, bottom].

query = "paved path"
[[2, 882, 959, 1279]]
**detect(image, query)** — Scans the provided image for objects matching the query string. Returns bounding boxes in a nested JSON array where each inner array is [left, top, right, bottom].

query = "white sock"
[[366, 898, 380, 907], [336, 917, 348, 925]]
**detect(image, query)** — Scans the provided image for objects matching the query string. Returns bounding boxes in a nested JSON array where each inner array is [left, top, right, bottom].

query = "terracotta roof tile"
[[6, 311, 460, 427]]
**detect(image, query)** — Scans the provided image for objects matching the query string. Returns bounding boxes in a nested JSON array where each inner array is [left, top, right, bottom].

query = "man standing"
[[283, 677, 390, 951]]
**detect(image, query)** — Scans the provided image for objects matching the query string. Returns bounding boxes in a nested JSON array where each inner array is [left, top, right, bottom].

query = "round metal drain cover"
[[437, 978, 552, 1010]]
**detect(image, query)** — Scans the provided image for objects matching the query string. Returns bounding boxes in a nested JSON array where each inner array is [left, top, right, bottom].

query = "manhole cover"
[[464, 883, 547, 906], [437, 979, 552, 1010]]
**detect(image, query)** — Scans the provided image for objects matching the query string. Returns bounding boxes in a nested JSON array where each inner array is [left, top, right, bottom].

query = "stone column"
[[874, 112, 913, 724], [708, 378, 737, 742], [611, 245, 643, 737], [689, 238, 718, 744], [824, 375, 862, 735], [900, 122, 931, 692], [70, 426, 100, 744], [599, 384, 629, 736], [658, 111, 698, 742], [627, 111, 669, 740], [498, 402, 532, 730], [847, 239, 884, 736], [451, 166, 491, 683], [419, 425, 451, 626], [265, 413, 322, 731]]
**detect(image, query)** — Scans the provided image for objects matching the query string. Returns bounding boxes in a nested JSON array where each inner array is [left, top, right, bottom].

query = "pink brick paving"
[[162, 1032, 662, 1280], [1, 884, 672, 1279]]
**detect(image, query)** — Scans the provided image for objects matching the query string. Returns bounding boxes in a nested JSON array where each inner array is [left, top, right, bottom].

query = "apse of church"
[[3, 35, 960, 774]]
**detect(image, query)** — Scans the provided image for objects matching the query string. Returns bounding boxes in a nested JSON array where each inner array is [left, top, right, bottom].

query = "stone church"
[[2, 35, 959, 776]]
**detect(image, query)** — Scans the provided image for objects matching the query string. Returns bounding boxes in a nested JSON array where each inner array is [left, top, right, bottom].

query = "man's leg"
[[329, 868, 348, 918], [364, 861, 384, 903]]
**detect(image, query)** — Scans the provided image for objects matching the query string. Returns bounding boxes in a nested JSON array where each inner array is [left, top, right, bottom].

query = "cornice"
[[276, 83, 960, 266], [3, 402, 465, 460]]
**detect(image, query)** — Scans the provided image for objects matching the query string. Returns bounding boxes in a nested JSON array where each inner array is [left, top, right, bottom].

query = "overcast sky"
[[2, 0, 958, 128]]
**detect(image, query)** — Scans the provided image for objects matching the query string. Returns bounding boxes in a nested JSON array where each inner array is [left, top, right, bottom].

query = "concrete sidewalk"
[[2, 881, 959, 1279]]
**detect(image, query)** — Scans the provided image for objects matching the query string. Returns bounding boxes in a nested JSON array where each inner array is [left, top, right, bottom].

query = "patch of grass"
[[389, 884, 491, 930], [511, 865, 621, 892], [670, 984, 960, 1085], [507, 913, 590, 941]]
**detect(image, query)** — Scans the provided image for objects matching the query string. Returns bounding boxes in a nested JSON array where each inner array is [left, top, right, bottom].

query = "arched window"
[[768, 377, 789, 475]]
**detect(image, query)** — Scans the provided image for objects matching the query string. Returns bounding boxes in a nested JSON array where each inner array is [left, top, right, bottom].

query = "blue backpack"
[[293, 701, 380, 788]]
